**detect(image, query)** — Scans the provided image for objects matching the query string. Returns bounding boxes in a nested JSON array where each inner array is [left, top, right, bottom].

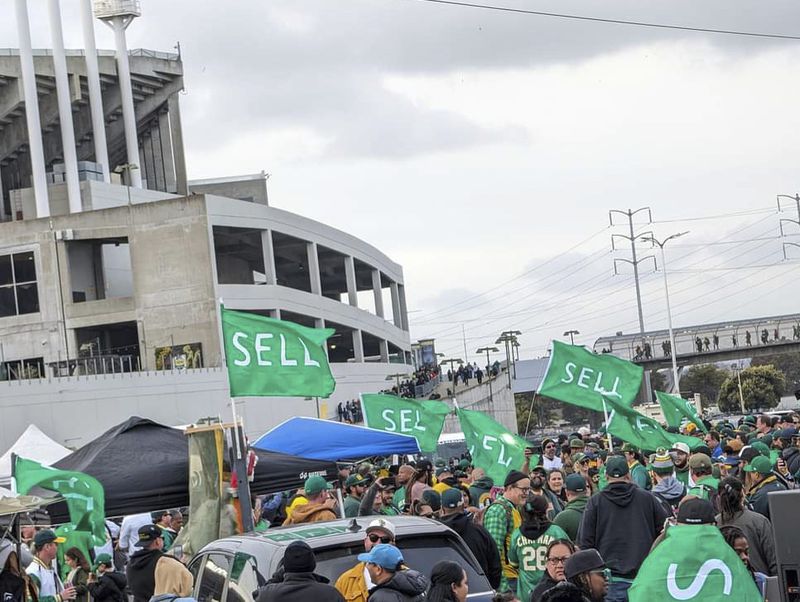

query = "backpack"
[[262, 492, 288, 527]]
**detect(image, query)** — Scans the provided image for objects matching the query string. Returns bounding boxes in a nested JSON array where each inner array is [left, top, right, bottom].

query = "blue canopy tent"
[[252, 417, 421, 461]]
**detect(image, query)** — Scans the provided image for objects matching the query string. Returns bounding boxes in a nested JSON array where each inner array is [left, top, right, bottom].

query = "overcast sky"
[[6, 1, 800, 360]]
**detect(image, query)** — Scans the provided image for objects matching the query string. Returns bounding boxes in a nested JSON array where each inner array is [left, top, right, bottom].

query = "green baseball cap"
[[93, 553, 113, 571], [743, 456, 772, 476], [345, 474, 371, 488], [750, 441, 770, 457], [304, 475, 332, 496]]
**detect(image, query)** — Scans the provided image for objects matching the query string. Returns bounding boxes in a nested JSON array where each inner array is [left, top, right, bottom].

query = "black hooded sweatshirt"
[[126, 548, 164, 602], [439, 511, 502, 589], [367, 569, 429, 602], [577, 481, 669, 579], [87, 571, 128, 602]]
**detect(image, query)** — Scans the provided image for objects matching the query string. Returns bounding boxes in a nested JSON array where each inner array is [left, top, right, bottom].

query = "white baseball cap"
[[366, 518, 396, 538], [671, 442, 691, 455]]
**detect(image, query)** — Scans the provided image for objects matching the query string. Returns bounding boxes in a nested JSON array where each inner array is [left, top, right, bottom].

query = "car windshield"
[[311, 534, 492, 594]]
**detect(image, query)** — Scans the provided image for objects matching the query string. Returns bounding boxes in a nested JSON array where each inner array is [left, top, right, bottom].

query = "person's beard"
[[531, 476, 545, 491]]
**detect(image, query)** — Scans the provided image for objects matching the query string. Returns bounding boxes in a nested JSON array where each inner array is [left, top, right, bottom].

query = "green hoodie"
[[552, 495, 589, 541], [469, 476, 495, 507]]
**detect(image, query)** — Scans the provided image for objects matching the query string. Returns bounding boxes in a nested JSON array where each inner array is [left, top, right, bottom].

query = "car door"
[[192, 552, 232, 602]]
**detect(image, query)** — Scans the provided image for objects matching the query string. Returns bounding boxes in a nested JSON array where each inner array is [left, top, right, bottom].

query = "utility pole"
[[476, 346, 499, 403], [610, 208, 656, 402], [563, 330, 579, 345], [778, 194, 800, 260]]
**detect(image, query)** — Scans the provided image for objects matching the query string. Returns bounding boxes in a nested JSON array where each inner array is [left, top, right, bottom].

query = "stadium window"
[[0, 251, 39, 318]]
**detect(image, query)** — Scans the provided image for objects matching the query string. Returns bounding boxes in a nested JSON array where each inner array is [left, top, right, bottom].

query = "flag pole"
[[230, 399, 254, 532], [601, 397, 614, 452]]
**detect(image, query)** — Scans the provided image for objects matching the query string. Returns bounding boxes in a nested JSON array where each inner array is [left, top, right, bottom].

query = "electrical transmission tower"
[[777, 194, 800, 260], [609, 208, 656, 401]]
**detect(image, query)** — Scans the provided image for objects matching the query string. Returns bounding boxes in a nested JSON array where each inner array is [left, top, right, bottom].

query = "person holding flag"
[[621, 445, 651, 491]]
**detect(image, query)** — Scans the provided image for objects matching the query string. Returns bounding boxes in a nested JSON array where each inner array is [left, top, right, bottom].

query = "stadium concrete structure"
[[0, 1, 412, 450]]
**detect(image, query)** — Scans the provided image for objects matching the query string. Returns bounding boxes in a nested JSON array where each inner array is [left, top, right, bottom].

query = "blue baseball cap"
[[357, 543, 404, 570]]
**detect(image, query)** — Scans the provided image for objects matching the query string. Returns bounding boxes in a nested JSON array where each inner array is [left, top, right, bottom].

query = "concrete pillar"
[[379, 339, 389, 363], [352, 329, 365, 363], [315, 318, 329, 359], [307, 242, 322, 295], [158, 111, 177, 193], [15, 0, 50, 218], [167, 94, 188, 195], [390, 281, 402, 328], [371, 269, 384, 318], [48, 0, 84, 214], [79, 0, 110, 182], [111, 17, 143, 188], [150, 124, 166, 191], [261, 230, 277, 285], [142, 132, 156, 190], [345, 256, 358, 307], [398, 284, 409, 331], [0, 169, 5, 221]]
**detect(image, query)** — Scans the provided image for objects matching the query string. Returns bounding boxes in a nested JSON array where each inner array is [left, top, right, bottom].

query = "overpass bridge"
[[594, 312, 800, 370]]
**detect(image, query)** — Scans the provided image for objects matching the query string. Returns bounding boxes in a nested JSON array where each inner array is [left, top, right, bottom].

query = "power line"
[[406, 0, 800, 41]]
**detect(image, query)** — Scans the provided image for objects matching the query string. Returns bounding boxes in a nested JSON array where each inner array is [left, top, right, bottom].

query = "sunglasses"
[[589, 568, 611, 580], [548, 556, 570, 565], [545, 445, 556, 449], [368, 533, 393, 544]]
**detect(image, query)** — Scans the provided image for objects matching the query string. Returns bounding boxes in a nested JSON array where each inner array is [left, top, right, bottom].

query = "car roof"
[[199, 516, 450, 552]]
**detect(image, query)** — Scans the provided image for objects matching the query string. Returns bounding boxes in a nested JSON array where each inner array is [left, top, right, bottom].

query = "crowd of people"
[[2, 410, 797, 602], [336, 399, 364, 423]]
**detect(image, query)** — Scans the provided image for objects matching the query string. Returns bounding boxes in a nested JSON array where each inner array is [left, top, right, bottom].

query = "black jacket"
[[368, 569, 429, 601], [256, 572, 344, 602], [783, 447, 800, 477], [126, 548, 163, 602], [439, 511, 501, 589], [577, 481, 669, 579], [0, 571, 26, 602], [87, 571, 127, 602], [531, 572, 560, 601]]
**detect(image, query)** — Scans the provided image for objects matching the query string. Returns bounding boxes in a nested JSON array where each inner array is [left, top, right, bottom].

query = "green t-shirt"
[[392, 486, 407, 510], [508, 524, 569, 602]]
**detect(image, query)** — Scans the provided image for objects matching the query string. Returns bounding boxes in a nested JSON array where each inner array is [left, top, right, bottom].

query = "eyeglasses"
[[548, 556, 570, 565], [589, 568, 611, 580], [368, 533, 393, 544], [512, 486, 531, 494], [419, 512, 434, 518]]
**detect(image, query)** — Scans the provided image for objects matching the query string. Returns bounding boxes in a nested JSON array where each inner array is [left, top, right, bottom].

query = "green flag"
[[456, 408, 534, 484], [362, 394, 451, 452], [656, 391, 708, 433], [14, 456, 106, 546], [604, 397, 704, 451], [221, 306, 336, 397], [538, 341, 643, 411], [629, 524, 761, 601]]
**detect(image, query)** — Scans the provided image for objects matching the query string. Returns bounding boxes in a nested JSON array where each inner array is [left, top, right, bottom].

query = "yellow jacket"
[[335, 561, 368, 602]]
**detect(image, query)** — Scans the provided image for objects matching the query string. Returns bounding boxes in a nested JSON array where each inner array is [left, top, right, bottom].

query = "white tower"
[[94, 0, 143, 188]]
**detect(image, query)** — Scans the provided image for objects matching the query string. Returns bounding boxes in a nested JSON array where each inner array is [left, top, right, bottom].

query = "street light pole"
[[439, 358, 463, 393], [476, 346, 499, 403], [640, 231, 688, 397], [496, 331, 521, 391], [733, 364, 746, 414], [563, 330, 579, 345]]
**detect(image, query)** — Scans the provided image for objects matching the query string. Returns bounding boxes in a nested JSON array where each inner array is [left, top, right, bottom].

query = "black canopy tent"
[[48, 417, 337, 522]]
